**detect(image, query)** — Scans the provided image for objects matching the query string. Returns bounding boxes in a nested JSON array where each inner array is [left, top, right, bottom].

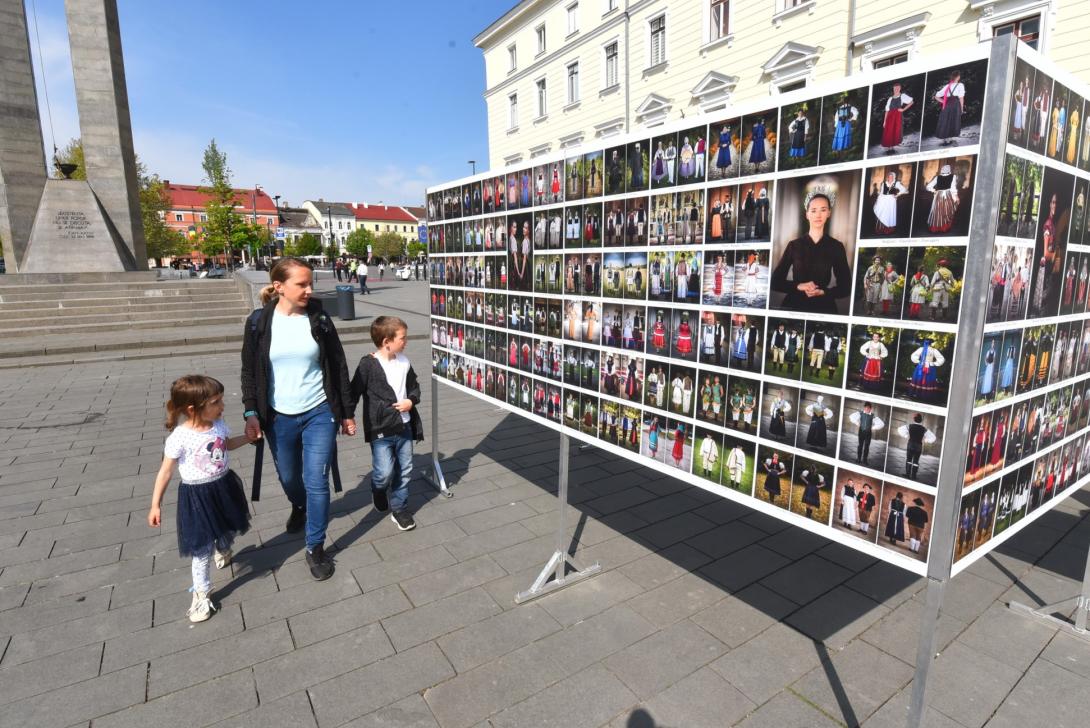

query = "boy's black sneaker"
[[305, 544, 335, 580], [286, 505, 306, 534], [372, 488, 389, 513], [390, 511, 416, 531]]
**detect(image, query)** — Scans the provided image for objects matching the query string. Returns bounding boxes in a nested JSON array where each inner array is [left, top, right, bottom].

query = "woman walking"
[[242, 258, 356, 581]]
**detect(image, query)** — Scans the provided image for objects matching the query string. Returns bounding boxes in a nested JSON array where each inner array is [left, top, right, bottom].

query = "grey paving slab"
[[985, 656, 1090, 728], [603, 618, 728, 699], [381, 587, 502, 652], [148, 618, 293, 698], [0, 542, 121, 586], [762, 553, 856, 605], [0, 641, 103, 705], [1, 600, 150, 666], [533, 604, 659, 675], [287, 583, 412, 648], [1039, 629, 1090, 680], [536, 568, 644, 626], [101, 602, 246, 673], [350, 543, 457, 593], [911, 640, 1023, 728], [697, 543, 792, 592], [399, 554, 506, 607], [94, 668, 259, 728], [734, 691, 842, 728], [786, 585, 891, 650], [859, 595, 969, 666], [617, 542, 712, 589], [489, 664, 637, 728], [690, 583, 798, 648], [632, 665, 756, 728], [955, 602, 1057, 672], [435, 602, 562, 672], [341, 693, 440, 728], [311, 643, 455, 728], [625, 570, 734, 629], [791, 638, 914, 726], [207, 691, 318, 728], [0, 584, 111, 637], [0, 662, 146, 728], [240, 570, 362, 625], [254, 621, 394, 702], [710, 623, 823, 705]]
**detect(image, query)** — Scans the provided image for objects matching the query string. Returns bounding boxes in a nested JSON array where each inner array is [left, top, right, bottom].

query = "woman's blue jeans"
[[266, 401, 336, 549]]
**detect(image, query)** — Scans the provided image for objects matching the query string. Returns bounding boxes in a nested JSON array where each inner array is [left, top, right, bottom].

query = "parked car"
[[395, 265, 413, 280]]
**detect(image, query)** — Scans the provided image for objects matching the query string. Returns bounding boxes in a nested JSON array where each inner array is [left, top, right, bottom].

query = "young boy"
[[351, 316, 423, 530]]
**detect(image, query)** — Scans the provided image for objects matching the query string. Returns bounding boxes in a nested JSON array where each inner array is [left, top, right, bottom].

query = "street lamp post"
[[272, 195, 281, 258], [252, 184, 262, 265], [468, 160, 476, 175], [326, 205, 334, 258]]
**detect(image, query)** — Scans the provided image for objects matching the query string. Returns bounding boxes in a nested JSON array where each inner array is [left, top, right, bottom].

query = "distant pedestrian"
[[241, 257, 356, 581], [379, 262, 385, 280], [148, 375, 255, 622], [350, 316, 423, 531], [413, 263, 419, 281], [334, 259, 344, 281], [359, 261, 370, 294]]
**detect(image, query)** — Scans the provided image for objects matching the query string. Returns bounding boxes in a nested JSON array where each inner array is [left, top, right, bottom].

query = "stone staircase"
[[0, 277, 251, 337]]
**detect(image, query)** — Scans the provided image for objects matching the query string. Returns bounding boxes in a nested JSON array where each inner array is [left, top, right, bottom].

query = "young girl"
[[149, 375, 255, 623]]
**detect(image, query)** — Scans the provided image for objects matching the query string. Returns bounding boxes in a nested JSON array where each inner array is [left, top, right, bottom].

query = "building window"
[[778, 79, 807, 93], [567, 3, 579, 36], [200, 214, 208, 222], [536, 24, 546, 55], [605, 0, 617, 11], [993, 15, 1041, 50], [508, 93, 518, 129], [604, 42, 618, 88], [777, 0, 807, 10], [174, 213, 183, 222], [649, 15, 666, 67], [709, 0, 730, 41], [536, 77, 548, 117], [508, 44, 517, 72], [567, 62, 580, 104], [374, 224, 379, 231], [872, 52, 908, 69]]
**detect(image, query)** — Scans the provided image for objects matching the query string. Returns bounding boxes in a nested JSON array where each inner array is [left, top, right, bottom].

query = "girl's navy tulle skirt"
[[176, 470, 251, 557]]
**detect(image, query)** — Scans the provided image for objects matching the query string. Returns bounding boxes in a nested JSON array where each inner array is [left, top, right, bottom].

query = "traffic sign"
[[275, 226, 286, 240]]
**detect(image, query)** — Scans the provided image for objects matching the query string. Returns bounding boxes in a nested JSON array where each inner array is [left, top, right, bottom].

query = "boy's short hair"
[[371, 315, 408, 347]]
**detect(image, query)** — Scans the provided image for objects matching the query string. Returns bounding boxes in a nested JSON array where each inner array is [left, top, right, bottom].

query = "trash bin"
[[335, 285, 356, 320]]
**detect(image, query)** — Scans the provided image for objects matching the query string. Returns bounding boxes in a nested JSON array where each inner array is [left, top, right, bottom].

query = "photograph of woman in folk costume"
[[761, 383, 798, 443], [930, 71, 965, 145], [924, 164, 959, 233], [1008, 61, 1034, 148], [708, 117, 741, 181], [1065, 94, 1082, 165], [771, 173, 859, 315], [702, 251, 733, 306], [913, 156, 975, 238], [779, 99, 819, 170], [922, 60, 987, 151], [976, 335, 1000, 405], [671, 310, 698, 362], [759, 448, 790, 507], [896, 333, 952, 406], [641, 414, 664, 462], [741, 109, 777, 176], [666, 420, 691, 471], [822, 87, 865, 163], [706, 185, 736, 243], [791, 464, 831, 522], [871, 170, 910, 236], [1030, 167, 1074, 318], [868, 74, 925, 157], [800, 393, 837, 456], [1030, 76, 1052, 155]]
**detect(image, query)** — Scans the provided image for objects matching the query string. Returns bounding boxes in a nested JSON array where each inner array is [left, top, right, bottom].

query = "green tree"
[[198, 139, 242, 261], [53, 138, 86, 180], [140, 172, 187, 266], [285, 232, 323, 257], [407, 242, 427, 259], [344, 227, 375, 258], [373, 231, 405, 261]]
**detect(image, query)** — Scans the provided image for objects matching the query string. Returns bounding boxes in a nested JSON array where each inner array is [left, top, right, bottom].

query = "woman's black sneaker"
[[372, 488, 389, 513], [286, 505, 306, 534], [391, 511, 416, 531], [305, 544, 335, 580]]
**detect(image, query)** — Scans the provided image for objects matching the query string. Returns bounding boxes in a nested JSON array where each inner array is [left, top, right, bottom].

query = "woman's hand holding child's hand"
[[392, 399, 414, 413]]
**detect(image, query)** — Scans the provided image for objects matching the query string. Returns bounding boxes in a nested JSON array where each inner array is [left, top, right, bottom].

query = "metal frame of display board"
[[426, 372, 603, 600], [424, 33, 1090, 727], [906, 34, 1017, 728]]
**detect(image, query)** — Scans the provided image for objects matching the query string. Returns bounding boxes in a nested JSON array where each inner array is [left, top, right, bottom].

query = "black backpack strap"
[[251, 438, 264, 501], [331, 440, 343, 493]]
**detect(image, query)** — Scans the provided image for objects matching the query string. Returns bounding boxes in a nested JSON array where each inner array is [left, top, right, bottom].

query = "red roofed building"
[[162, 182, 280, 240]]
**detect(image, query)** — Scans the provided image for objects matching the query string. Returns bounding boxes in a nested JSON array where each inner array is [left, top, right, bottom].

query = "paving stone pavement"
[[1, 277, 1090, 727]]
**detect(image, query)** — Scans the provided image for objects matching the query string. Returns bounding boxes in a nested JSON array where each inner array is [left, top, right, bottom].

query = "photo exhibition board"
[[422, 42, 1090, 576], [953, 44, 1090, 576]]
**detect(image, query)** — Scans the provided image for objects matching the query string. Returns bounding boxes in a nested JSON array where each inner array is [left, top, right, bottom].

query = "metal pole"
[[516, 432, 601, 603], [1009, 516, 1090, 636], [426, 375, 451, 497], [906, 35, 1017, 728]]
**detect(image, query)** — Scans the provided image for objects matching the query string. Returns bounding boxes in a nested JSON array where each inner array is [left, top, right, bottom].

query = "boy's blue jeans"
[[371, 424, 413, 512], [266, 401, 336, 549]]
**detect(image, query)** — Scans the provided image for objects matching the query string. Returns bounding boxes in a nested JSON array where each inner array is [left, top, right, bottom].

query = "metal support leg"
[[515, 432, 601, 603], [426, 376, 452, 497], [907, 577, 947, 728], [1008, 535, 1090, 638]]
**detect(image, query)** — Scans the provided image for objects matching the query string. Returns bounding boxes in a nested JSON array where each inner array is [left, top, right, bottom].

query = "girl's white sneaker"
[[213, 549, 232, 569], [187, 591, 217, 623]]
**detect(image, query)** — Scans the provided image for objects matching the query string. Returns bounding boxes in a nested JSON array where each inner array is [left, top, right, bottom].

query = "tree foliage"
[[198, 139, 242, 258], [373, 231, 405, 260], [140, 172, 187, 265], [407, 242, 427, 259], [53, 138, 86, 180], [344, 227, 375, 258], [285, 232, 323, 257]]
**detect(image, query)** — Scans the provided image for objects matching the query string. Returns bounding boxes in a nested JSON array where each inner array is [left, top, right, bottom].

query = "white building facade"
[[476, 0, 1088, 168]]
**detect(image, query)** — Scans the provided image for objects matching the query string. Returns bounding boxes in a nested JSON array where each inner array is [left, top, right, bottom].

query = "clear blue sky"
[[26, 0, 510, 207]]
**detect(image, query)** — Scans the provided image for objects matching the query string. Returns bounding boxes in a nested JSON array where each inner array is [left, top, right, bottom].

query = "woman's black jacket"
[[240, 297, 353, 429], [350, 354, 425, 443]]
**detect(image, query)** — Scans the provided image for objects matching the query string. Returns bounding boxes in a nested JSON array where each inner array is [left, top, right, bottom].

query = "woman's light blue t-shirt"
[[269, 311, 326, 414]]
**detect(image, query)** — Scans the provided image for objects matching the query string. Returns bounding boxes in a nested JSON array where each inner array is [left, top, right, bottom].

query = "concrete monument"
[[0, 0, 146, 273]]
